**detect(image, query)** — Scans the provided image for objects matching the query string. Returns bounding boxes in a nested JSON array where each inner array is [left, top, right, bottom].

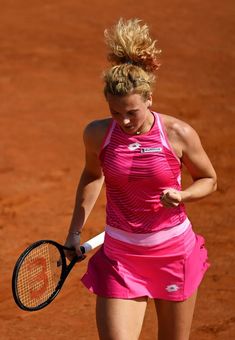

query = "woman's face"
[[106, 93, 152, 135]]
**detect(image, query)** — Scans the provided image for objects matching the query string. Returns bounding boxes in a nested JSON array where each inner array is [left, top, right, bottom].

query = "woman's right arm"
[[64, 121, 105, 257]]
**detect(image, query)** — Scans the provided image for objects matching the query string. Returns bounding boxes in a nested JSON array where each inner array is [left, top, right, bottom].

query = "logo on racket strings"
[[28, 257, 49, 299]]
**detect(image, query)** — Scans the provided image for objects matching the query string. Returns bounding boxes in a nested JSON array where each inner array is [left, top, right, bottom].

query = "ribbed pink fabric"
[[99, 112, 187, 233]]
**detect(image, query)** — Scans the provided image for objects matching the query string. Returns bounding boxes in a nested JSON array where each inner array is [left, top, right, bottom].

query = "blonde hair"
[[103, 18, 161, 100]]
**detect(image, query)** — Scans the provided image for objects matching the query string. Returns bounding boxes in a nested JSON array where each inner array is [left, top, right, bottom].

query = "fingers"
[[64, 249, 77, 262], [64, 247, 85, 262], [64, 232, 83, 261], [160, 189, 182, 208]]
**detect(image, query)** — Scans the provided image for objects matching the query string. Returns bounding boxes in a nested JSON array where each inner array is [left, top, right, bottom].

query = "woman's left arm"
[[161, 122, 217, 207]]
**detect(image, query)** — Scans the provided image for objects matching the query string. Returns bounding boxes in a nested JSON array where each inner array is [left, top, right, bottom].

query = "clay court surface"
[[0, 1, 234, 339]]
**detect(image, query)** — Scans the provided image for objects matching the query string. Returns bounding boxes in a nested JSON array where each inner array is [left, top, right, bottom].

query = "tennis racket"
[[12, 232, 105, 312]]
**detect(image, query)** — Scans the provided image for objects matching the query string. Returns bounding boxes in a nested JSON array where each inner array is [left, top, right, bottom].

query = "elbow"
[[211, 175, 217, 193], [212, 182, 217, 193]]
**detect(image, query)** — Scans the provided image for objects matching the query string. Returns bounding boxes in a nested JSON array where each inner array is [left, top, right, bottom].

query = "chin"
[[122, 126, 137, 134]]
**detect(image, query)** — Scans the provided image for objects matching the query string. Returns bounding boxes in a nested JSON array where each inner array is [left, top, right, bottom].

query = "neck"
[[135, 110, 154, 135]]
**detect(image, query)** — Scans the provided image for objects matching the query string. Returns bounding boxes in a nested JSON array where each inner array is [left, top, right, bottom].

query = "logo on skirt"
[[165, 284, 180, 292]]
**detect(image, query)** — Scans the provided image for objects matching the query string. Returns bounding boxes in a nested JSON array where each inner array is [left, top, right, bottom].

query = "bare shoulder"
[[159, 113, 200, 147], [83, 118, 112, 153]]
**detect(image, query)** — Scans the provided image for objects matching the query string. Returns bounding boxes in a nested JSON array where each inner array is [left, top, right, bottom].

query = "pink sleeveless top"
[[99, 112, 187, 233]]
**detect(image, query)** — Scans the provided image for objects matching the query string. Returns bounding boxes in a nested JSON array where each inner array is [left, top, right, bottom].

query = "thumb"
[[75, 245, 84, 258]]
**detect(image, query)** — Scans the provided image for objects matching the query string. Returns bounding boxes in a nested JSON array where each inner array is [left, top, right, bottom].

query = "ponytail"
[[103, 18, 161, 99]]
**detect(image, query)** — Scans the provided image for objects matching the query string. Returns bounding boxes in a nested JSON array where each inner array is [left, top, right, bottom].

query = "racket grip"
[[80, 231, 105, 254]]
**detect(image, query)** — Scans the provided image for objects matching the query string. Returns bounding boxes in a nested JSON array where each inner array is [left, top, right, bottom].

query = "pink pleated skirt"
[[81, 224, 209, 301]]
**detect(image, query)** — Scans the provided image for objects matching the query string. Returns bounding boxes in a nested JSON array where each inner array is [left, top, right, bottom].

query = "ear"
[[146, 93, 153, 108]]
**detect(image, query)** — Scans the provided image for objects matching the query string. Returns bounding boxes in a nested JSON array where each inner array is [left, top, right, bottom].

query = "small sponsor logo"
[[141, 147, 162, 153], [128, 142, 141, 151], [165, 284, 180, 292]]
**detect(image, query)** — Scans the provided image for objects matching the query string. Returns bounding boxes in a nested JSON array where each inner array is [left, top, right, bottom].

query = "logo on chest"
[[128, 143, 163, 153], [141, 147, 163, 153], [128, 142, 141, 151]]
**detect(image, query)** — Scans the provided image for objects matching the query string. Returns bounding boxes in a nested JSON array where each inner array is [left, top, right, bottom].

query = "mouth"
[[122, 125, 135, 131]]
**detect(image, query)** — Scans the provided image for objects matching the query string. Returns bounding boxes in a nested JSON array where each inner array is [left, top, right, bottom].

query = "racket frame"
[[12, 240, 84, 312]]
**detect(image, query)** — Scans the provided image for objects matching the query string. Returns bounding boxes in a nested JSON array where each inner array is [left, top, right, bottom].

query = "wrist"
[[66, 230, 81, 246], [180, 190, 191, 203], [70, 230, 82, 235]]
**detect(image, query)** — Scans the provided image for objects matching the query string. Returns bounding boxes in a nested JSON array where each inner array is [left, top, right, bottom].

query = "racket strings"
[[16, 243, 62, 308]]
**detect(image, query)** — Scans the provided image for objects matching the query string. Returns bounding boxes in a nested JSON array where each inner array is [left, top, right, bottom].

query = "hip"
[[104, 219, 196, 259]]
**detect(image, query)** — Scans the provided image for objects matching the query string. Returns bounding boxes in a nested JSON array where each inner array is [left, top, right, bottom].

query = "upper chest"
[[100, 128, 181, 185]]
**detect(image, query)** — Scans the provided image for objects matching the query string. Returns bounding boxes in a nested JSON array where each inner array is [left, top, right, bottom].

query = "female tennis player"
[[64, 18, 217, 340]]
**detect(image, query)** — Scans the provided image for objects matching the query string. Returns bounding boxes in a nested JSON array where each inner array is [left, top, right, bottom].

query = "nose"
[[123, 117, 131, 126]]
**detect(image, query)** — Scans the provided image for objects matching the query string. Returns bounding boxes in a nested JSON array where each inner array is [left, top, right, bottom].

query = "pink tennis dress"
[[81, 112, 209, 301]]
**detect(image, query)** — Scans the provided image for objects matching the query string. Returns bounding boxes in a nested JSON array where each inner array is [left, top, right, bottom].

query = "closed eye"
[[110, 109, 139, 117], [128, 110, 139, 116]]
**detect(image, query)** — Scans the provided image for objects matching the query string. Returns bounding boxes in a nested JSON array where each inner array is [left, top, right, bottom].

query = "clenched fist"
[[160, 188, 182, 208]]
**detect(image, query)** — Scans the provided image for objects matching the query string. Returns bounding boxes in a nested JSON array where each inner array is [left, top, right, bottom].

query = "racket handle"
[[80, 231, 105, 254]]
